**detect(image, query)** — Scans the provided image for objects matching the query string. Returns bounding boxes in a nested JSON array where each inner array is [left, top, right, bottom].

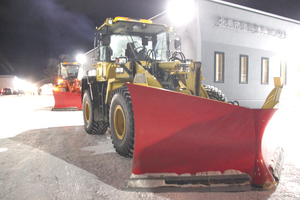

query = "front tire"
[[109, 86, 135, 158], [83, 90, 108, 135]]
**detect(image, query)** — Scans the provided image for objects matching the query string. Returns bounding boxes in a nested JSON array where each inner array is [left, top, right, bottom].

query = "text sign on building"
[[215, 16, 286, 39]]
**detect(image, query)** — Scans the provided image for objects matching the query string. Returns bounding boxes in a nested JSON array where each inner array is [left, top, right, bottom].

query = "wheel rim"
[[84, 101, 90, 123], [114, 105, 126, 140]]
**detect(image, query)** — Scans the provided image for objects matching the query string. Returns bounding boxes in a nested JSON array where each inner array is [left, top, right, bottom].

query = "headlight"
[[115, 57, 128, 65], [88, 69, 97, 76], [107, 18, 113, 25], [57, 78, 64, 85], [115, 67, 124, 74]]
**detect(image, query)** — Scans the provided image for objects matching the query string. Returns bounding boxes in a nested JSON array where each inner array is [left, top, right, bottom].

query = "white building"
[[0, 75, 17, 90], [154, 0, 300, 108]]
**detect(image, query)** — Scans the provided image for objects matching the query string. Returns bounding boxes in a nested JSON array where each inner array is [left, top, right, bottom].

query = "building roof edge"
[[206, 0, 300, 25], [0, 75, 16, 78]]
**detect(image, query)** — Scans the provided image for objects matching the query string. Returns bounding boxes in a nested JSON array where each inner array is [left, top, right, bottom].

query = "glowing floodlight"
[[167, 0, 196, 25], [13, 77, 26, 90], [76, 54, 86, 64]]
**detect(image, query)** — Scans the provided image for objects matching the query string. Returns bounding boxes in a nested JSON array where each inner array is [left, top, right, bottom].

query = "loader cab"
[[93, 17, 171, 63], [58, 62, 80, 82]]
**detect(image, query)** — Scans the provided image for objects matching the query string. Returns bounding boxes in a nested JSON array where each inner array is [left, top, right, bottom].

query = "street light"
[[76, 54, 86, 64], [167, 0, 196, 25]]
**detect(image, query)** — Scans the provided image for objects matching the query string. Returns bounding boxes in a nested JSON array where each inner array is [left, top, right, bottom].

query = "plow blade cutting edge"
[[52, 91, 82, 111], [125, 83, 284, 192]]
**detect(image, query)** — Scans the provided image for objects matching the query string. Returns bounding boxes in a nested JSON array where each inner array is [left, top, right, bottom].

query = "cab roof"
[[97, 17, 168, 36]]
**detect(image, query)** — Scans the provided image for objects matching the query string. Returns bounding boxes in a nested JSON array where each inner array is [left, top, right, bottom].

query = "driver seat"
[[125, 43, 136, 59]]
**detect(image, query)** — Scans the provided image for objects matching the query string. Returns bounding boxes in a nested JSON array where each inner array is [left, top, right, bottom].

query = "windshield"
[[60, 65, 79, 78], [104, 32, 169, 62]]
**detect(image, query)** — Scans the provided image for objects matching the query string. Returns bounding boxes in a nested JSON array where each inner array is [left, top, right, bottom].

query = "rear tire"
[[109, 86, 134, 158], [203, 84, 227, 102], [83, 90, 108, 135]]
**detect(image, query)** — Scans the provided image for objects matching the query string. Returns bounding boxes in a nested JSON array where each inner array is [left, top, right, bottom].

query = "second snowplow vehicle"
[[81, 17, 284, 191], [53, 62, 82, 110]]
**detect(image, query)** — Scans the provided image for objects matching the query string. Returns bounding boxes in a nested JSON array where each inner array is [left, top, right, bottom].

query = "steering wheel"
[[134, 46, 144, 52], [135, 46, 148, 60]]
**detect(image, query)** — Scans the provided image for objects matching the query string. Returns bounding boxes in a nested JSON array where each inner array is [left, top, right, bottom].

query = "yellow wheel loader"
[[81, 17, 284, 192]]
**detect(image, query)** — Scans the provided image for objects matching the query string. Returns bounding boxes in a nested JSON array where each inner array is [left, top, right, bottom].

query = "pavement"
[[0, 94, 299, 199]]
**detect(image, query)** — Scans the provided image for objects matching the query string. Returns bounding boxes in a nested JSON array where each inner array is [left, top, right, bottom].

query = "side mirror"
[[142, 37, 148, 46], [102, 34, 110, 46], [174, 39, 181, 51]]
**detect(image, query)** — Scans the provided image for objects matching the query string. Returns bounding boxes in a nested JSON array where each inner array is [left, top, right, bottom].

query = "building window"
[[261, 57, 269, 84], [280, 61, 287, 85], [214, 52, 224, 83], [239, 55, 248, 84]]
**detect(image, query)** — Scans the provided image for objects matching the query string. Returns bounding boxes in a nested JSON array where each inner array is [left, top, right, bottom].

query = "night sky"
[[0, 0, 299, 83]]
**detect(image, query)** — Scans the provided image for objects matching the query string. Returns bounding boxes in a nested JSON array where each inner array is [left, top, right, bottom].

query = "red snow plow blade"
[[125, 83, 284, 192], [52, 90, 82, 110]]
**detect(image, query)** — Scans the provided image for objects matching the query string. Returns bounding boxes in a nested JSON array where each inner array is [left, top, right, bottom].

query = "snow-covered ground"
[[0, 94, 299, 199]]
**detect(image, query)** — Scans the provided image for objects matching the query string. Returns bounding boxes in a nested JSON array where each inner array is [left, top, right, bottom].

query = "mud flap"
[[52, 91, 82, 110], [126, 83, 283, 191]]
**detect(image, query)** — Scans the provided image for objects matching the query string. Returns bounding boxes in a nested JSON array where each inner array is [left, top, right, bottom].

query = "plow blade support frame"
[[127, 83, 280, 189]]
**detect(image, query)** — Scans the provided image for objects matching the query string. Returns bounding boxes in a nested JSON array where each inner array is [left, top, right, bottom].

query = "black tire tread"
[[83, 90, 108, 135], [109, 85, 135, 158]]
